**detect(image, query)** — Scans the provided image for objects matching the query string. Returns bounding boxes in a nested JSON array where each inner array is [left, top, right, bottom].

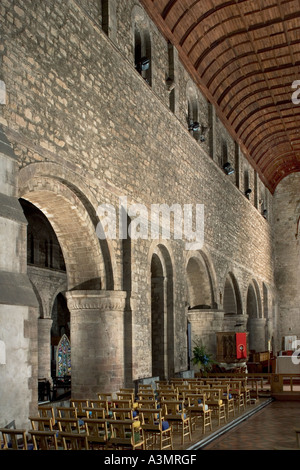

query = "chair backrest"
[[229, 380, 242, 393], [157, 384, 174, 392], [84, 407, 106, 419], [83, 418, 109, 447], [70, 399, 90, 417], [29, 416, 53, 431], [56, 417, 81, 433], [187, 393, 207, 409], [218, 384, 231, 398], [208, 388, 222, 402], [60, 431, 88, 450], [112, 399, 133, 409], [56, 406, 78, 419], [119, 388, 135, 394], [137, 400, 158, 410], [38, 406, 56, 427], [140, 408, 164, 431], [159, 391, 179, 402], [98, 392, 113, 402], [29, 430, 58, 450], [137, 390, 156, 401], [110, 407, 135, 421], [162, 400, 185, 418], [0, 428, 28, 450], [108, 419, 142, 448], [116, 392, 135, 402], [138, 384, 154, 391], [91, 399, 109, 414]]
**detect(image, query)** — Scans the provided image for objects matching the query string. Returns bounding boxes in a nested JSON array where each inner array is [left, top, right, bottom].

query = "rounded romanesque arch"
[[223, 271, 243, 316], [185, 250, 217, 310], [131, 4, 152, 86], [18, 163, 115, 291], [149, 242, 175, 380], [18, 163, 127, 396], [247, 280, 265, 352]]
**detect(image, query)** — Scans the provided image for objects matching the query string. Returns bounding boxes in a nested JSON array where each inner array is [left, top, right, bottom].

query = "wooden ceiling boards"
[[139, 0, 300, 192]]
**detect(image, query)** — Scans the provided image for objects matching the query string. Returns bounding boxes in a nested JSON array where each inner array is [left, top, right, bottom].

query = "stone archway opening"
[[18, 173, 122, 397], [246, 281, 265, 352], [186, 255, 215, 309], [150, 245, 174, 380]]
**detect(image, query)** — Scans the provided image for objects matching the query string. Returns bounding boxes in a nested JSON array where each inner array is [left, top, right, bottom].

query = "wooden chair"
[[107, 419, 145, 450], [56, 406, 78, 419], [187, 393, 212, 434], [0, 428, 28, 450], [90, 399, 110, 417], [83, 418, 109, 450], [137, 389, 156, 401], [162, 400, 192, 445], [206, 388, 227, 426], [70, 399, 90, 419], [139, 408, 173, 450], [98, 392, 113, 403], [56, 417, 81, 434], [29, 416, 54, 431], [112, 398, 132, 407], [159, 390, 179, 402], [38, 405, 56, 428], [60, 431, 88, 450], [241, 380, 251, 407], [84, 407, 106, 420], [110, 407, 136, 419], [137, 400, 158, 410], [57, 417, 87, 449], [117, 391, 135, 402], [155, 381, 170, 389], [119, 388, 135, 395], [228, 381, 245, 413], [218, 384, 235, 419], [138, 384, 154, 391], [29, 430, 59, 450]]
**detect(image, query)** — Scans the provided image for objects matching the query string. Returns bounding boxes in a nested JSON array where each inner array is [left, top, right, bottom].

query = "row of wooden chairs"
[[0, 379, 251, 450]]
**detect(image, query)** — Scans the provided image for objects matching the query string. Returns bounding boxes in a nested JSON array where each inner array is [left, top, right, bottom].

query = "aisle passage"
[[203, 401, 300, 450]]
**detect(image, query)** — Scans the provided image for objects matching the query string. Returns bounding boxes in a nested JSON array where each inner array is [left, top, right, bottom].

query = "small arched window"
[[186, 82, 200, 139], [132, 6, 152, 86]]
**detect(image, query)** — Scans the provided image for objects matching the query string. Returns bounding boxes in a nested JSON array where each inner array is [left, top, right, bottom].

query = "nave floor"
[[199, 400, 300, 451], [171, 398, 300, 451]]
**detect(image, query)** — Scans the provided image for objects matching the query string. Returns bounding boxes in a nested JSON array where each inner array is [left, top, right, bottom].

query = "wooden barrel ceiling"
[[139, 0, 300, 193]]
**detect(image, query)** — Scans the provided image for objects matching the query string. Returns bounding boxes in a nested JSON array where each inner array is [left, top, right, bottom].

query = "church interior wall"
[[0, 0, 287, 427]]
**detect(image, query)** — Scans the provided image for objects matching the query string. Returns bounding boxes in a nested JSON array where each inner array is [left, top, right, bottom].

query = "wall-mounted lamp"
[[136, 57, 150, 73], [223, 162, 235, 175], [198, 125, 209, 142], [166, 77, 175, 91], [245, 188, 252, 199], [188, 120, 200, 132]]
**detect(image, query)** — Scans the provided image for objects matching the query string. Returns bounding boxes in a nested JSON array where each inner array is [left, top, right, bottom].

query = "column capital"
[[65, 290, 127, 312]]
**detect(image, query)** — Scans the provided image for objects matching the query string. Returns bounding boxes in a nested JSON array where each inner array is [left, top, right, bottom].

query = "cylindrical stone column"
[[248, 317, 267, 352], [38, 318, 53, 382], [66, 290, 127, 398]]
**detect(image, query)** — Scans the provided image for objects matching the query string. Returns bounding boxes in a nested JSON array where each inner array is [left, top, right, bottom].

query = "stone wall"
[[0, 0, 277, 420]]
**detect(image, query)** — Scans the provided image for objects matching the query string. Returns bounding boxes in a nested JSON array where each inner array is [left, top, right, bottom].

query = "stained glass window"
[[56, 334, 71, 377]]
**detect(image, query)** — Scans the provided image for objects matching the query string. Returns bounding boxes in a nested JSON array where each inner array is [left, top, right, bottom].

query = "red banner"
[[236, 333, 247, 359]]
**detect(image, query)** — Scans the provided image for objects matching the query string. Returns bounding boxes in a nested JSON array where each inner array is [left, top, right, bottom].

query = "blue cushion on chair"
[[133, 410, 138, 418], [162, 420, 169, 430]]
